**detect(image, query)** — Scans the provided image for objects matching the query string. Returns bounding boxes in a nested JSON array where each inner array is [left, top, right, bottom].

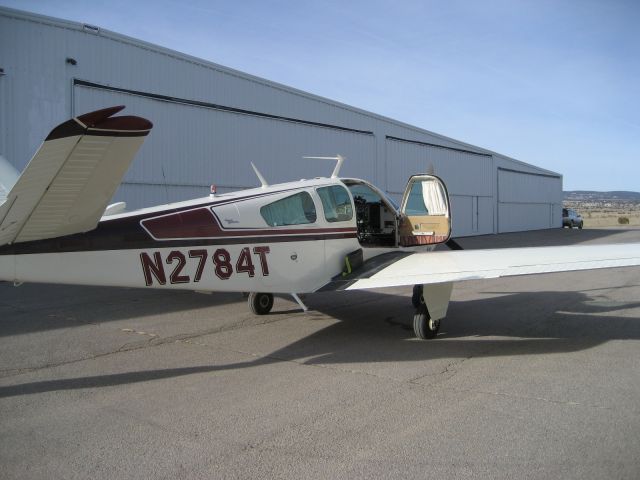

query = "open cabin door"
[[399, 174, 451, 247]]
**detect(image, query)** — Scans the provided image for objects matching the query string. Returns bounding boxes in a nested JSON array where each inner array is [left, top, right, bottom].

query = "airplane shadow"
[[2, 285, 640, 398], [0, 282, 247, 337]]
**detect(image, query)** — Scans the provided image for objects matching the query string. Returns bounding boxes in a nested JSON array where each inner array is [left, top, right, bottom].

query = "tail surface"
[[0, 106, 152, 246]]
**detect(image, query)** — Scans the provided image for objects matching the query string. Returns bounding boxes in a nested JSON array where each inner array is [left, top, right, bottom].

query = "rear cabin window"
[[260, 192, 317, 226], [317, 185, 353, 222]]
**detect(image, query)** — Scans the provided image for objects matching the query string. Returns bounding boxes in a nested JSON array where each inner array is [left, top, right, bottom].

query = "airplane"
[[1, 106, 639, 339]]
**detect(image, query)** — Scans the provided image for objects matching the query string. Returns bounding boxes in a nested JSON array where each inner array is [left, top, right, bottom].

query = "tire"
[[413, 305, 440, 339], [579, 221, 583, 229], [248, 292, 274, 315]]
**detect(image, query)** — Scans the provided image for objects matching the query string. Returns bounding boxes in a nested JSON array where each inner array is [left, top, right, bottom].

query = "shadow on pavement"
[[2, 285, 639, 398], [0, 283, 245, 337]]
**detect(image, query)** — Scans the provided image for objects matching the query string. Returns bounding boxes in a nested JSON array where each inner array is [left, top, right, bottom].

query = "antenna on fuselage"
[[251, 162, 269, 188], [302, 154, 345, 178]]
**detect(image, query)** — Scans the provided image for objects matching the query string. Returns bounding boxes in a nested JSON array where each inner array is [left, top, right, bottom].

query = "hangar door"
[[497, 168, 562, 232], [73, 80, 377, 209], [385, 136, 494, 237]]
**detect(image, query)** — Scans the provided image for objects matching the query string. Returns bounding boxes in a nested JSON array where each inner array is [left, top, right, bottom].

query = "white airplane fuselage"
[[0, 176, 428, 294]]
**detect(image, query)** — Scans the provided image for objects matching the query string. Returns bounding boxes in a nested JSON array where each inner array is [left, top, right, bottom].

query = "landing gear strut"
[[248, 292, 274, 315], [411, 284, 422, 309], [411, 283, 453, 340]]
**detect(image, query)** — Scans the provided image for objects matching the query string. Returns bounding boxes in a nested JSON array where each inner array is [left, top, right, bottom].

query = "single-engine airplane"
[[1, 106, 639, 339]]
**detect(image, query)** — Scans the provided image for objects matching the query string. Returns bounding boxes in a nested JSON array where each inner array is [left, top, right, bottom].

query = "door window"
[[400, 175, 451, 246], [316, 185, 353, 222]]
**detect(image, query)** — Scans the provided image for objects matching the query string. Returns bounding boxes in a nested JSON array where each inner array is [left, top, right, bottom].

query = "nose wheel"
[[248, 292, 274, 315]]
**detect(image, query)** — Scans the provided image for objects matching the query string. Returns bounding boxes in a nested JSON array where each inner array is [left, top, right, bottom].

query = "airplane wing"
[[0, 106, 152, 246], [320, 243, 640, 291]]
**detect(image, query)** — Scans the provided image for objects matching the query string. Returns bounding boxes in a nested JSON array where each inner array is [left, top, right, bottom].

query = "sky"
[[2, 0, 639, 191]]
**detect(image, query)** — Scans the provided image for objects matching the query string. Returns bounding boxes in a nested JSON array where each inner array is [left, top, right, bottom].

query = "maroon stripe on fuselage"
[[0, 184, 355, 256], [0, 230, 357, 255], [0, 208, 357, 257], [142, 207, 355, 240]]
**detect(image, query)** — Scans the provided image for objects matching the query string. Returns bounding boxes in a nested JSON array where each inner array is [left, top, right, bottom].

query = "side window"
[[260, 192, 317, 226], [317, 185, 353, 222]]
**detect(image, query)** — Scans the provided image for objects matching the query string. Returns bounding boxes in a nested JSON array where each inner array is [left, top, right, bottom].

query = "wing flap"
[[324, 243, 640, 291]]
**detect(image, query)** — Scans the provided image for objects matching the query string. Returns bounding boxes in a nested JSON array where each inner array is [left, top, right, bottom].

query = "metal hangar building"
[[0, 7, 563, 237]]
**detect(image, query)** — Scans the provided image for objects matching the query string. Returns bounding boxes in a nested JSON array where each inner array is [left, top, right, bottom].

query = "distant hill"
[[564, 191, 640, 202]]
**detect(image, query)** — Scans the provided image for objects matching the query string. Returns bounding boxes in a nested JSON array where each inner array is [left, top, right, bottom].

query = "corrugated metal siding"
[[74, 84, 376, 207], [497, 168, 562, 232], [1, 7, 564, 237], [498, 203, 555, 232], [498, 169, 562, 203], [384, 137, 492, 196]]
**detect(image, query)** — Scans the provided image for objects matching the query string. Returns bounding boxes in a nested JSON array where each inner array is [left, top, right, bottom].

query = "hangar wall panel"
[[497, 168, 562, 232], [74, 84, 377, 207]]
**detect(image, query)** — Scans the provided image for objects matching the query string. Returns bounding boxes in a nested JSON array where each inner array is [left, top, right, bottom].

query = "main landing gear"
[[247, 292, 309, 315], [413, 304, 440, 339], [411, 283, 453, 340], [248, 292, 274, 315], [246, 285, 453, 341]]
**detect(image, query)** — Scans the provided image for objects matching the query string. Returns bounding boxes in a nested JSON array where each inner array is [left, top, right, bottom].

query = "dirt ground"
[[564, 203, 640, 228], [581, 210, 640, 228]]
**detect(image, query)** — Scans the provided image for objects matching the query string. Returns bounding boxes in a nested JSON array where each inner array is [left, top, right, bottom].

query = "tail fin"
[[0, 106, 152, 246], [0, 155, 20, 204]]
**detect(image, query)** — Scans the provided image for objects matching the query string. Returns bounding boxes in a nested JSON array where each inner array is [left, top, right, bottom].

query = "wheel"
[[248, 292, 274, 315], [568, 222, 573, 229], [411, 285, 423, 309], [413, 305, 440, 339], [578, 221, 583, 229]]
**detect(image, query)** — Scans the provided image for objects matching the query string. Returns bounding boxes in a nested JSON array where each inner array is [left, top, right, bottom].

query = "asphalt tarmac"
[[1, 228, 639, 479]]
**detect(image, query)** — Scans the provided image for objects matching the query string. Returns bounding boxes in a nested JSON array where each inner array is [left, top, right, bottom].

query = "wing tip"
[[45, 106, 152, 141], [76, 105, 126, 127]]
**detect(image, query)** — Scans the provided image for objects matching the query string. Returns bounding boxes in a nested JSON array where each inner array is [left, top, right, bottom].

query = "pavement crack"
[[408, 356, 472, 385], [441, 385, 617, 412]]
